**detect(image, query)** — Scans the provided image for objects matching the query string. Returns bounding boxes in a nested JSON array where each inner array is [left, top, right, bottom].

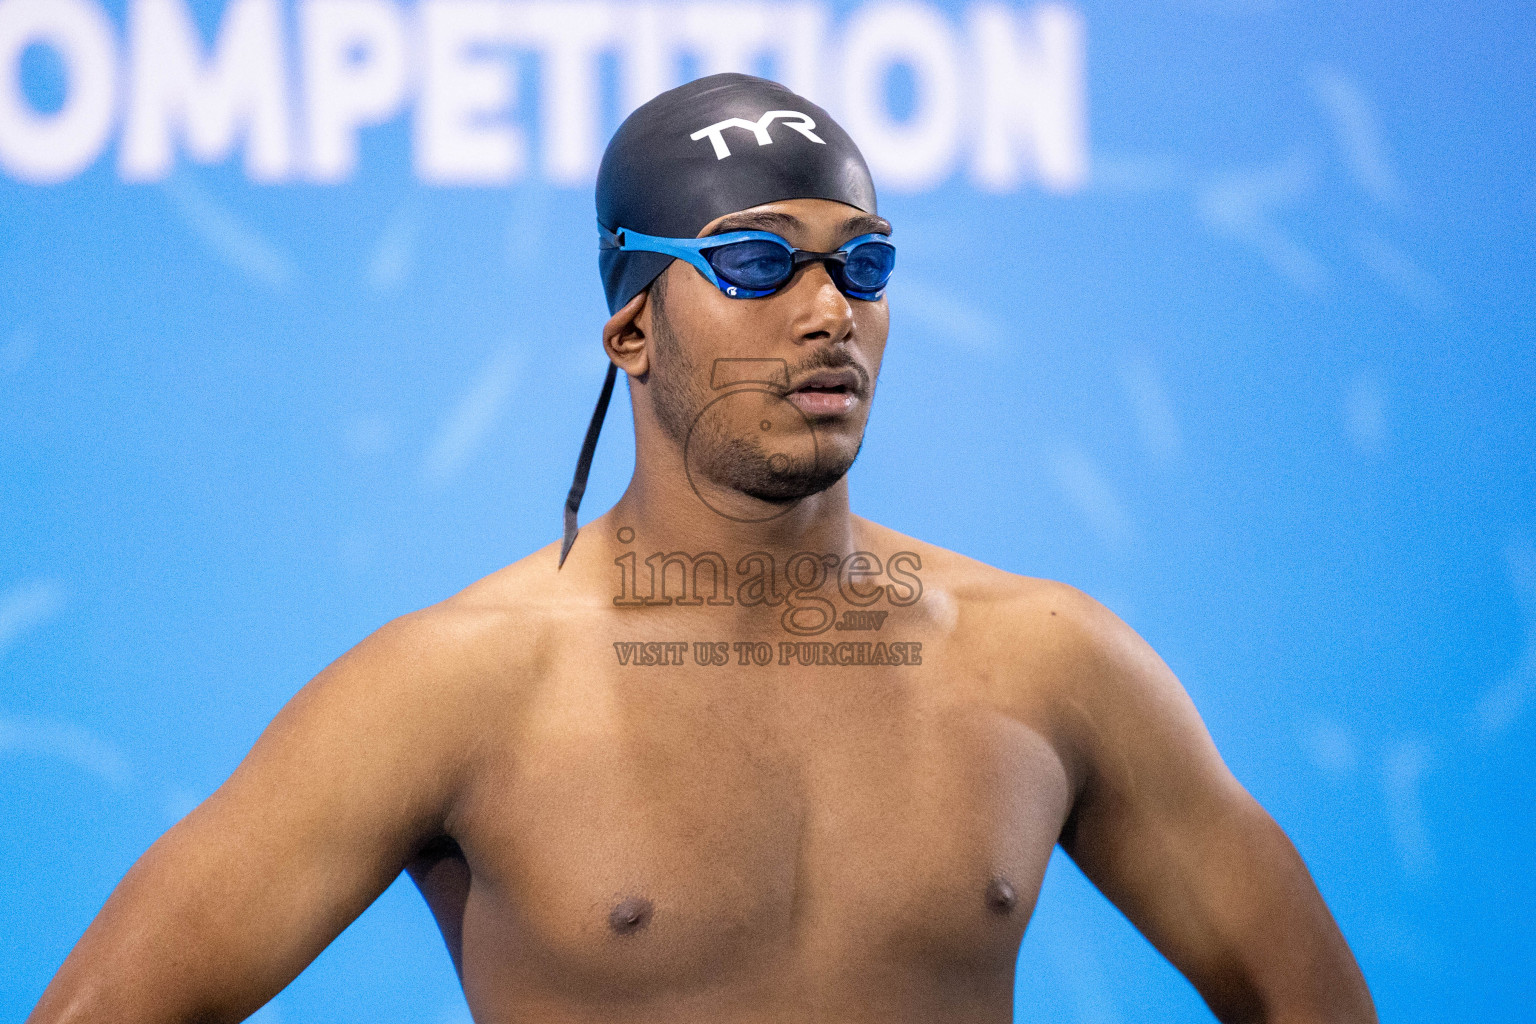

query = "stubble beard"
[[647, 288, 863, 505]]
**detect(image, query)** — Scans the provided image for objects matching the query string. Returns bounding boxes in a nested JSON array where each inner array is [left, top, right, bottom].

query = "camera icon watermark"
[[682, 357, 821, 523]]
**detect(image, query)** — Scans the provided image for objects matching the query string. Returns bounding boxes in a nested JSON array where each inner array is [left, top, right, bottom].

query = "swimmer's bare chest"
[[409, 611, 1074, 1024]]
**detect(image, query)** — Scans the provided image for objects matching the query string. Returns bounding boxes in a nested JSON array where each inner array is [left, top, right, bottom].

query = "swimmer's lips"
[[785, 368, 861, 417]]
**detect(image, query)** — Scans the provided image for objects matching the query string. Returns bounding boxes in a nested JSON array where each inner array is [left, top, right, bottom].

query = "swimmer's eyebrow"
[[706, 210, 802, 236], [841, 213, 892, 237], [705, 211, 894, 239]]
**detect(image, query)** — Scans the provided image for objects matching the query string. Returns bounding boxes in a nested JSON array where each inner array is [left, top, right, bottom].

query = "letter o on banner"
[[0, 0, 116, 184], [838, 1, 961, 192]]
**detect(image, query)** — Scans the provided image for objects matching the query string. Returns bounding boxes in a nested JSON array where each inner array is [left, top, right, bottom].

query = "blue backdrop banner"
[[2, 0, 1532, 1020]]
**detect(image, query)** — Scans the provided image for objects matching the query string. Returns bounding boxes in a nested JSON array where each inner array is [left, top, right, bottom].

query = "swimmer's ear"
[[603, 290, 651, 378]]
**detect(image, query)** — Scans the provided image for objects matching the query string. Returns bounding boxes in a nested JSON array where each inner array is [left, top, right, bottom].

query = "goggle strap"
[[560, 360, 619, 569]]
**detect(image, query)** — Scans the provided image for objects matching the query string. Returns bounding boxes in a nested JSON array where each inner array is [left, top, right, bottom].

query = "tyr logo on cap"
[[690, 110, 827, 160]]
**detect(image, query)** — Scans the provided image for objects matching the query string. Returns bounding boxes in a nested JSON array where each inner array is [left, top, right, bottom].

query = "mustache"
[[780, 349, 872, 396]]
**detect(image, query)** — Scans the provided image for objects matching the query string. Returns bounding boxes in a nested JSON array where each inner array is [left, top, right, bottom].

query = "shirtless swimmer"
[[29, 73, 1376, 1024]]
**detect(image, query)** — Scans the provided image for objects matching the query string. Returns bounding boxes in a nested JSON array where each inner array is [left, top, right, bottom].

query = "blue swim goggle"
[[600, 225, 896, 301]]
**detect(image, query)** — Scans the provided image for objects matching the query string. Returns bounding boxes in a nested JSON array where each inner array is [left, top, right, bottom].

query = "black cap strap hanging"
[[559, 362, 619, 568]]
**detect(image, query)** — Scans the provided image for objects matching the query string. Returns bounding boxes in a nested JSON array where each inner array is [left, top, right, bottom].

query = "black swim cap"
[[596, 72, 878, 314]]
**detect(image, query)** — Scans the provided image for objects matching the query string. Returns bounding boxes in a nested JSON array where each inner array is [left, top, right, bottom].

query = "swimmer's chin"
[[736, 480, 838, 505], [732, 464, 852, 504]]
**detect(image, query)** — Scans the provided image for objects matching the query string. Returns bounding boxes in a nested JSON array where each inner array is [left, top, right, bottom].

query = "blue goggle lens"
[[704, 240, 795, 291], [841, 240, 896, 293]]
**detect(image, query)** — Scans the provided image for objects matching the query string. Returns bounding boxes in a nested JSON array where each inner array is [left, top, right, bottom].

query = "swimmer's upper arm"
[[28, 609, 482, 1024], [1036, 585, 1375, 1024]]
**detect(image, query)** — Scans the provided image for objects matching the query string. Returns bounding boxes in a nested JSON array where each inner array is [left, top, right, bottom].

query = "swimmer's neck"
[[604, 464, 863, 559]]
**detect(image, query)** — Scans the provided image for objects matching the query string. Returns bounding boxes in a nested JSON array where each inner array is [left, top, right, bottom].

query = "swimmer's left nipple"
[[608, 896, 654, 935], [984, 875, 1017, 914]]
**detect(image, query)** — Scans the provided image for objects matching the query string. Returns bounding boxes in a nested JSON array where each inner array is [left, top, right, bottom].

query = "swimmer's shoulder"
[[854, 517, 1186, 786], [852, 515, 1161, 696], [328, 538, 577, 712], [851, 514, 1107, 633]]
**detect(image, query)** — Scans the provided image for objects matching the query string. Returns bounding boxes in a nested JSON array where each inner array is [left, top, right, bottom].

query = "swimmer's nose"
[[789, 262, 855, 346]]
